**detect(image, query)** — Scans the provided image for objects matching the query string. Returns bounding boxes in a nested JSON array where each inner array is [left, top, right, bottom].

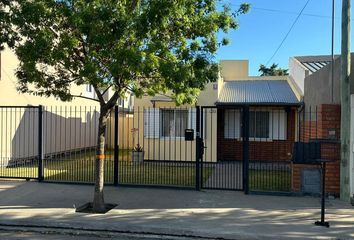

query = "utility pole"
[[340, 0, 351, 202]]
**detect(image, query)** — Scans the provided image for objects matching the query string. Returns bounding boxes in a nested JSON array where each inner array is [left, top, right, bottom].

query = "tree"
[[259, 63, 288, 76], [0, 0, 13, 50], [2, 0, 249, 213]]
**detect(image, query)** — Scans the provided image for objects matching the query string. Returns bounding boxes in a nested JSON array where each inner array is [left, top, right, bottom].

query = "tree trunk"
[[92, 106, 109, 213]]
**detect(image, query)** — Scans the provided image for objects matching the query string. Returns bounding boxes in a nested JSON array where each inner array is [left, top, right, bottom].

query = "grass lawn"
[[43, 159, 213, 187], [0, 150, 213, 188], [0, 165, 38, 179], [0, 152, 291, 192], [249, 169, 291, 192]]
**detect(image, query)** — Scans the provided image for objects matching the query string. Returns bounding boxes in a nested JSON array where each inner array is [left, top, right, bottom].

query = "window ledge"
[[159, 137, 189, 140], [224, 137, 287, 142]]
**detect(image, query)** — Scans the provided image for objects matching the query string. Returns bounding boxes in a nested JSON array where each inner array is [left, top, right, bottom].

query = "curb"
[[0, 221, 284, 240]]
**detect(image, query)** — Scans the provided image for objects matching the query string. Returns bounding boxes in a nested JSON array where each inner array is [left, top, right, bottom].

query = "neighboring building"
[[1, 47, 134, 109], [288, 55, 339, 97], [133, 60, 302, 164], [289, 54, 354, 197], [0, 47, 133, 165]]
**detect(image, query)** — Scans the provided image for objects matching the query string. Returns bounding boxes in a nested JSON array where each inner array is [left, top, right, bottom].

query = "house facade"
[[133, 60, 301, 165], [289, 54, 351, 197], [215, 80, 299, 163]]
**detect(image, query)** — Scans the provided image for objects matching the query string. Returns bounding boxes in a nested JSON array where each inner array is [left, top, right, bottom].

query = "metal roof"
[[301, 61, 331, 74], [216, 80, 300, 105], [294, 55, 340, 74]]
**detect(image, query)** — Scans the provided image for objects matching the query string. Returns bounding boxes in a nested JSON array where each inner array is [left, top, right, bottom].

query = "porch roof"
[[216, 80, 301, 106], [150, 94, 173, 102]]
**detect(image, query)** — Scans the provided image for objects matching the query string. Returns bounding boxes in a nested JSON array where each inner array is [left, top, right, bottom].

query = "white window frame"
[[160, 109, 189, 139], [144, 108, 196, 140], [224, 109, 241, 139], [86, 84, 92, 93], [223, 108, 287, 141]]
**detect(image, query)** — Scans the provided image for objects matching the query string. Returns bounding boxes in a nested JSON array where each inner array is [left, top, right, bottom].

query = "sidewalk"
[[0, 181, 353, 240]]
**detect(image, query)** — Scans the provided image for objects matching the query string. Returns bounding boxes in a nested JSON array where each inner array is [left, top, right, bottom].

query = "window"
[[223, 109, 287, 140], [224, 109, 241, 139], [249, 111, 269, 138], [161, 109, 188, 137], [86, 84, 92, 92], [144, 108, 196, 139]]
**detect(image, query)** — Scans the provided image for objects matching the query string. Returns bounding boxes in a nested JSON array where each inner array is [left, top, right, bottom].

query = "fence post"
[[242, 106, 249, 194], [38, 105, 44, 182], [114, 105, 119, 186], [195, 106, 201, 191]]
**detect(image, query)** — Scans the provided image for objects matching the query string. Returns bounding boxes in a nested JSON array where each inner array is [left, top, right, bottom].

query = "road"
[[0, 228, 212, 240]]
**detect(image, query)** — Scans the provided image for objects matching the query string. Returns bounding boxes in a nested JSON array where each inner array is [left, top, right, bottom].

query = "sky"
[[216, 0, 351, 76]]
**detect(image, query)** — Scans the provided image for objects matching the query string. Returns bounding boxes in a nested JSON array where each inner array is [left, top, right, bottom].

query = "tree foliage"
[[259, 63, 288, 76], [2, 0, 249, 212], [0, 0, 12, 50], [3, 0, 249, 105]]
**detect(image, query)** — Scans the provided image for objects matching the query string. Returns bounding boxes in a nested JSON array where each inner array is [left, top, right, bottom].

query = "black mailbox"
[[185, 129, 194, 141], [292, 142, 321, 164]]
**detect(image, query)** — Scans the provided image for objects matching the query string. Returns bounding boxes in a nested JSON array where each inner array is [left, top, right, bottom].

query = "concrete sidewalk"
[[0, 181, 353, 240]]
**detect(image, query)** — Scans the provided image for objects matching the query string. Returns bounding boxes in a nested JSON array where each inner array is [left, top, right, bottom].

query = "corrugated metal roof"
[[217, 80, 300, 105], [301, 61, 331, 73]]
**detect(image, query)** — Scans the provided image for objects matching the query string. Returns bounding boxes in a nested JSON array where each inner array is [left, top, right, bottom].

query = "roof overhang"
[[150, 94, 173, 103], [215, 102, 303, 107]]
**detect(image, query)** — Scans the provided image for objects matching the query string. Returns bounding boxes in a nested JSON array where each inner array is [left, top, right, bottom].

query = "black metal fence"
[[42, 106, 107, 184], [41, 106, 200, 188], [0, 105, 338, 195], [0, 106, 40, 180], [116, 107, 199, 188], [203, 106, 294, 193]]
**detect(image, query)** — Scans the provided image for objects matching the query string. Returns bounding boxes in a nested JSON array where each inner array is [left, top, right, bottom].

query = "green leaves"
[[259, 63, 289, 76], [3, 0, 248, 105]]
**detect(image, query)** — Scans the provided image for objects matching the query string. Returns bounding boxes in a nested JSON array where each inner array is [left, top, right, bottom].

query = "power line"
[[265, 0, 311, 66], [252, 7, 335, 19], [224, 3, 333, 19]]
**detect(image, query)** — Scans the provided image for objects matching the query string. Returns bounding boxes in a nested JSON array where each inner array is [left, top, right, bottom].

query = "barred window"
[[249, 111, 270, 138]]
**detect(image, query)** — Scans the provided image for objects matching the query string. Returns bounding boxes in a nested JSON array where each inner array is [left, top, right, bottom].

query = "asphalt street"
[[0, 227, 212, 240]]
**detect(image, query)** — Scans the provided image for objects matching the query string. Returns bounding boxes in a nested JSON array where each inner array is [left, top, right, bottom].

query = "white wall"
[[289, 57, 308, 95], [0, 48, 104, 166], [0, 106, 103, 166], [0, 48, 99, 106]]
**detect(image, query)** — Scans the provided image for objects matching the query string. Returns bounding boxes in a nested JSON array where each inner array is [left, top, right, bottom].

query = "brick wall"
[[299, 104, 341, 141], [293, 104, 341, 195], [217, 107, 296, 162], [292, 161, 340, 196]]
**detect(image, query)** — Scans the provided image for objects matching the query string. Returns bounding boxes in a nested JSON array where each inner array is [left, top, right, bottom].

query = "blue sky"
[[216, 0, 350, 76]]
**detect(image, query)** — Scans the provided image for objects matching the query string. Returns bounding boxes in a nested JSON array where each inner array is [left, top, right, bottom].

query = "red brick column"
[[292, 104, 340, 196]]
